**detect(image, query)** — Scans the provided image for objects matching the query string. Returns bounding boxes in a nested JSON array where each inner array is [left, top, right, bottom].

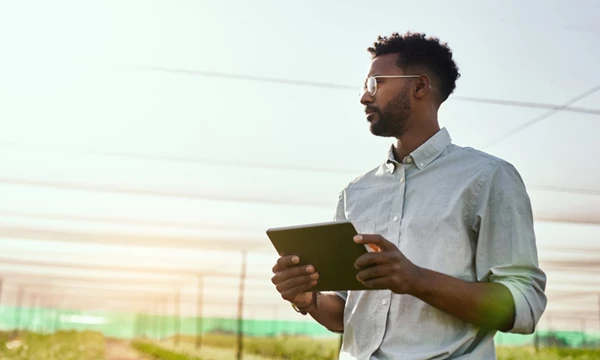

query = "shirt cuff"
[[333, 291, 348, 301], [495, 281, 534, 334]]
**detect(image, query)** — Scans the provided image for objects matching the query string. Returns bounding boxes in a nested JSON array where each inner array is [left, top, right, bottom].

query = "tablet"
[[266, 221, 374, 292]]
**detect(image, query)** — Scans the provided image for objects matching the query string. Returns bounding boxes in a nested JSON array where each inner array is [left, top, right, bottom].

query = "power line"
[[484, 84, 600, 148], [0, 272, 190, 287], [135, 65, 600, 116], [0, 210, 263, 233], [3, 282, 277, 300], [1, 148, 599, 199], [0, 226, 270, 252], [135, 65, 358, 90], [528, 185, 600, 196], [0, 142, 358, 175], [452, 96, 600, 115], [0, 257, 269, 279], [0, 177, 332, 208], [1, 272, 274, 291]]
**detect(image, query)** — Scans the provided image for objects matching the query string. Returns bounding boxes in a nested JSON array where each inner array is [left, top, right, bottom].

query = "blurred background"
[[0, 0, 599, 359]]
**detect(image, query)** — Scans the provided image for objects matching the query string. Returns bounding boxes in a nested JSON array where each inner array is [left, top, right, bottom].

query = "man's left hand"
[[353, 234, 423, 294]]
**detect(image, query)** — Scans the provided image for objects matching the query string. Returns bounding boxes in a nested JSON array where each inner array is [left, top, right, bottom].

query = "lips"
[[365, 107, 378, 116], [365, 108, 378, 121]]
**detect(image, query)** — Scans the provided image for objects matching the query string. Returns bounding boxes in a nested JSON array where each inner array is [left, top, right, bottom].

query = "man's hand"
[[353, 234, 422, 294], [271, 255, 319, 307]]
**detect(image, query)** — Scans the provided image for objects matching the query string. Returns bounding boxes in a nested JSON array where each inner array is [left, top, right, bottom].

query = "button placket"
[[390, 165, 406, 247]]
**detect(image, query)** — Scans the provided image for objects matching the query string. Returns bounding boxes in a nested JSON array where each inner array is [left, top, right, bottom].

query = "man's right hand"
[[271, 255, 319, 307]]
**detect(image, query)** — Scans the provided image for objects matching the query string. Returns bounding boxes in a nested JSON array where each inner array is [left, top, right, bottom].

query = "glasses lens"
[[367, 77, 377, 95]]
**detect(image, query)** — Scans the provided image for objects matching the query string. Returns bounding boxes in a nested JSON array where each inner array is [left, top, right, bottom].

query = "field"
[[0, 331, 104, 360], [1, 331, 600, 359], [151, 334, 600, 360]]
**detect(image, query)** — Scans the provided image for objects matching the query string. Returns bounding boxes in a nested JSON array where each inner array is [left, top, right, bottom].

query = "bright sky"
[[0, 0, 599, 330]]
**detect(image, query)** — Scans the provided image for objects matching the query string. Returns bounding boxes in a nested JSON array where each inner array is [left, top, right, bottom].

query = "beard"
[[368, 86, 411, 138]]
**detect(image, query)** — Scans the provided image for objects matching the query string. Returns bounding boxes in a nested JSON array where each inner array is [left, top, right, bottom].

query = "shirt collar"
[[385, 127, 452, 173]]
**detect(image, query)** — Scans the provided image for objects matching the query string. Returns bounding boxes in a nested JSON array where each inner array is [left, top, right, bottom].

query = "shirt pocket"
[[345, 186, 390, 235], [402, 197, 474, 279]]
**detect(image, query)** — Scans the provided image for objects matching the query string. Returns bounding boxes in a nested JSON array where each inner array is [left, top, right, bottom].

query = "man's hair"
[[367, 32, 460, 103]]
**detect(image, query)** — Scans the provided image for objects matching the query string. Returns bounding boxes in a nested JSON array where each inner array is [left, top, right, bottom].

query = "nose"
[[360, 91, 374, 106]]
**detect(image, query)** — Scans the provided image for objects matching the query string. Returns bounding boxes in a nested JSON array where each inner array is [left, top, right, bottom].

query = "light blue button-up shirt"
[[334, 128, 547, 360]]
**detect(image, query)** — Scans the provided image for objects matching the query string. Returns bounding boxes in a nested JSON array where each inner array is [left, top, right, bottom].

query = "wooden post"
[[236, 251, 247, 360], [140, 312, 146, 337], [161, 296, 167, 340], [580, 318, 586, 346], [29, 294, 37, 331], [133, 313, 141, 338], [272, 306, 278, 336], [174, 289, 181, 347], [153, 300, 160, 340], [14, 286, 24, 331], [196, 275, 204, 350], [53, 305, 61, 332]]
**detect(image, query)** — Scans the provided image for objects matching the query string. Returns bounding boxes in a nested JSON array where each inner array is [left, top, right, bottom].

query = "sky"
[[0, 0, 599, 331]]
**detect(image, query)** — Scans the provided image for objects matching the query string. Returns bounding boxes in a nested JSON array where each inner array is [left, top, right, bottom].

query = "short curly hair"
[[368, 32, 460, 103]]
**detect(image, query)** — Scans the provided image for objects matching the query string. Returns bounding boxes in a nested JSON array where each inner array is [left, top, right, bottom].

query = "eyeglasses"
[[363, 75, 420, 96]]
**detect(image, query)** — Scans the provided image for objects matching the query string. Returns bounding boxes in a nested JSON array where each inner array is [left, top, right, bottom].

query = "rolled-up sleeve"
[[472, 161, 547, 334]]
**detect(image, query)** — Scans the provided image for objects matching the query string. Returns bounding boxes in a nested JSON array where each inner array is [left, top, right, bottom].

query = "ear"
[[414, 75, 432, 99]]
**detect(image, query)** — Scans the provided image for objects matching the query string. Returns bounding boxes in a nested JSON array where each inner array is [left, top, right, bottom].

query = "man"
[[270, 32, 547, 359]]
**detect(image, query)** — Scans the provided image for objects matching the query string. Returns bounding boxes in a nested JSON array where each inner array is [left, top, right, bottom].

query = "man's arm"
[[299, 292, 345, 332], [353, 235, 516, 330], [412, 269, 515, 331], [271, 256, 346, 332], [469, 161, 547, 333], [354, 161, 547, 333]]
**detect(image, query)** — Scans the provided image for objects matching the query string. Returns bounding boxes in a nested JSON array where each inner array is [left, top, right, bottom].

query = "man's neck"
[[393, 124, 440, 162]]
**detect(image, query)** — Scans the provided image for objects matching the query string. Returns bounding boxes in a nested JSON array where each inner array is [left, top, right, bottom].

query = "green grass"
[[497, 346, 600, 360], [159, 334, 600, 360], [0, 330, 104, 360], [168, 334, 338, 360], [132, 340, 203, 360], [2, 330, 599, 360]]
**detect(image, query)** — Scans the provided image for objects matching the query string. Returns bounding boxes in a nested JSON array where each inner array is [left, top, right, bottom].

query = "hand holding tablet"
[[267, 221, 380, 292]]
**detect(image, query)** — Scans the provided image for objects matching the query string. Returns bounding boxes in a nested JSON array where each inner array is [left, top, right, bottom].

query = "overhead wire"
[[1, 145, 599, 198], [135, 65, 600, 116], [484, 84, 600, 148]]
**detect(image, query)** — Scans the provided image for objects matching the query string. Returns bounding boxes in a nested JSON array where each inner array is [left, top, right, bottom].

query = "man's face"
[[360, 53, 413, 138]]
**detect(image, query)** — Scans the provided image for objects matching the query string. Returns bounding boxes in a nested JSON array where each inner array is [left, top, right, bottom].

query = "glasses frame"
[[364, 75, 421, 96]]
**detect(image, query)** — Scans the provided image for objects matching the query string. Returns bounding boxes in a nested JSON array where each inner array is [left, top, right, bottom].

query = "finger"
[[353, 234, 396, 251], [272, 255, 300, 273], [280, 280, 318, 301], [354, 252, 394, 270], [271, 264, 316, 285], [359, 276, 391, 289], [277, 272, 319, 294], [356, 263, 394, 282]]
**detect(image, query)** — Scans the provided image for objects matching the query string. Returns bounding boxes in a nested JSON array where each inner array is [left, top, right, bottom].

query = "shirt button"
[[404, 157, 413, 164], [381, 299, 387, 305], [393, 216, 399, 222], [400, 177, 405, 183], [419, 163, 424, 167]]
